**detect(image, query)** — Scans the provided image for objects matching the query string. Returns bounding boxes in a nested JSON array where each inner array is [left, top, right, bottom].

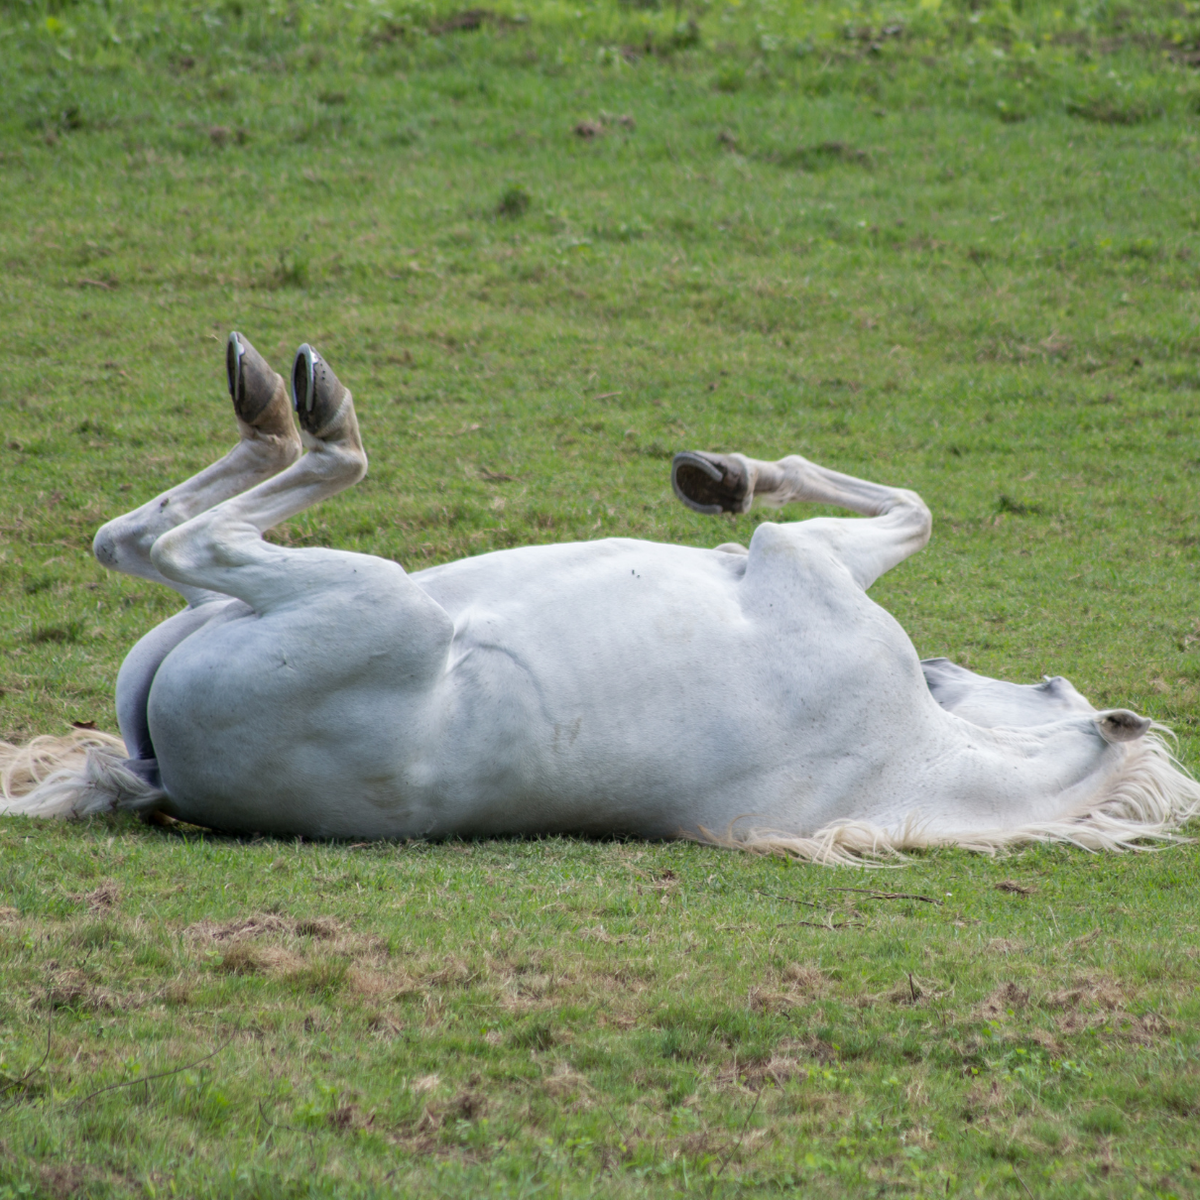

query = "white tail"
[[0, 731, 165, 819]]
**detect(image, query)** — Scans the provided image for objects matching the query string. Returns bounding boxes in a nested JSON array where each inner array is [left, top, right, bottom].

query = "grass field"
[[2, 0, 1200, 1194]]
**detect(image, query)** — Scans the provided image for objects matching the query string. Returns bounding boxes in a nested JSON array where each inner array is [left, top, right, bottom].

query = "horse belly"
[[419, 542, 935, 837]]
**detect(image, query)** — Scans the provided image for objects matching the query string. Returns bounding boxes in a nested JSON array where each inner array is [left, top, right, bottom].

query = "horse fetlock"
[[305, 437, 369, 486]]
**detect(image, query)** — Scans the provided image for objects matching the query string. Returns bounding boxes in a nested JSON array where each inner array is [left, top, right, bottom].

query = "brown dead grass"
[[41, 968, 117, 1012], [986, 938, 1026, 954], [781, 962, 826, 995], [716, 1052, 808, 1092], [327, 1103, 373, 1131], [543, 1061, 590, 1097], [1056, 1009, 1170, 1043], [185, 913, 293, 942], [367, 1012, 404, 1037], [37, 1162, 93, 1200], [76, 879, 120, 911], [856, 973, 945, 1007], [216, 941, 303, 975], [976, 982, 1032, 1019], [1039, 976, 1125, 1011], [295, 916, 342, 939], [994, 880, 1037, 895], [749, 963, 827, 1012], [962, 1077, 1010, 1122]]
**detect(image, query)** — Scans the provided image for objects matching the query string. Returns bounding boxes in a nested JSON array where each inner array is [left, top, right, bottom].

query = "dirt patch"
[[1039, 976, 1125, 1011], [995, 880, 1037, 895], [717, 1054, 807, 1091], [0, 906, 18, 922], [295, 916, 342, 939], [328, 1103, 373, 1131], [37, 1162, 93, 1200], [976, 982, 1031, 1019], [69, 880, 121, 912], [962, 1078, 1009, 1123], [185, 913, 293, 942]]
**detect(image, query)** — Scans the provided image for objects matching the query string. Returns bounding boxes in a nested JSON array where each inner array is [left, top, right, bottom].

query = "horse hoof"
[[291, 344, 350, 438], [671, 452, 751, 515], [226, 332, 286, 428]]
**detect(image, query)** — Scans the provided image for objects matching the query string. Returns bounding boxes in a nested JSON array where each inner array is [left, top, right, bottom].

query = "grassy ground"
[[2, 0, 1200, 1194]]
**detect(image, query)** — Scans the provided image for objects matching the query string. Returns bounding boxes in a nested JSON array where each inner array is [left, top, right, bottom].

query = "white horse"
[[2, 335, 1196, 861]]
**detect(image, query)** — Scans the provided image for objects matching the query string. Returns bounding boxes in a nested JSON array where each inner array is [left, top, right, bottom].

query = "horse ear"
[[1095, 709, 1152, 743]]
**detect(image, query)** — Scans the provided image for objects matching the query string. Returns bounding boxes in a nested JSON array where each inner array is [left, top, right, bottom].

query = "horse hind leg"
[[92, 333, 302, 603], [148, 344, 370, 608]]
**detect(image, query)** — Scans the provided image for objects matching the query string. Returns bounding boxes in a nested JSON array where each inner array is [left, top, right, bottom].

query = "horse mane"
[[701, 726, 1200, 866]]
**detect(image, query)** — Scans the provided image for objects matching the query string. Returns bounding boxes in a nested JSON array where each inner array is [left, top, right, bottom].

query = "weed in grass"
[[496, 183, 532, 219]]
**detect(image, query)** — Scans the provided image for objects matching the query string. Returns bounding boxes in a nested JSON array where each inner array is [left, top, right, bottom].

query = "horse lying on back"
[[2, 334, 1197, 862]]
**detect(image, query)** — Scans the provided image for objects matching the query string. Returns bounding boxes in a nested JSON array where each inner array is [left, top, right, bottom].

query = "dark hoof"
[[291, 344, 349, 437], [226, 332, 285, 427], [671, 452, 750, 515]]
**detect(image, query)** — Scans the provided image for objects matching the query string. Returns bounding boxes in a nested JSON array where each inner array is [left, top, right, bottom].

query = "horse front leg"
[[92, 333, 302, 604], [672, 450, 931, 589]]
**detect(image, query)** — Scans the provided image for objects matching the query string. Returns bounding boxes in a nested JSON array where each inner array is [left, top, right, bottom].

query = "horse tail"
[[0, 731, 166, 820]]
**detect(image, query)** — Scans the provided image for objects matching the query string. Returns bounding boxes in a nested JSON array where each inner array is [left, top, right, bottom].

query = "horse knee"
[[894, 490, 932, 547]]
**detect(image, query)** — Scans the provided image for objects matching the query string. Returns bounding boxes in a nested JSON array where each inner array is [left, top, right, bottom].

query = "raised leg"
[[148, 345, 370, 608], [672, 450, 932, 590], [92, 334, 302, 605]]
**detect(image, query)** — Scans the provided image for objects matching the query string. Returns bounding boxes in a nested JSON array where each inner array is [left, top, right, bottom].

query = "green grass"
[[3, 0, 1200, 1194]]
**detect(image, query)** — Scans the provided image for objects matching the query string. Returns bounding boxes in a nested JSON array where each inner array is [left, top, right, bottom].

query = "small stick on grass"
[[780, 918, 865, 930], [0, 1011, 51, 1108], [828, 887, 942, 905], [754, 890, 821, 909], [713, 1086, 764, 1179], [71, 1037, 233, 1112]]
